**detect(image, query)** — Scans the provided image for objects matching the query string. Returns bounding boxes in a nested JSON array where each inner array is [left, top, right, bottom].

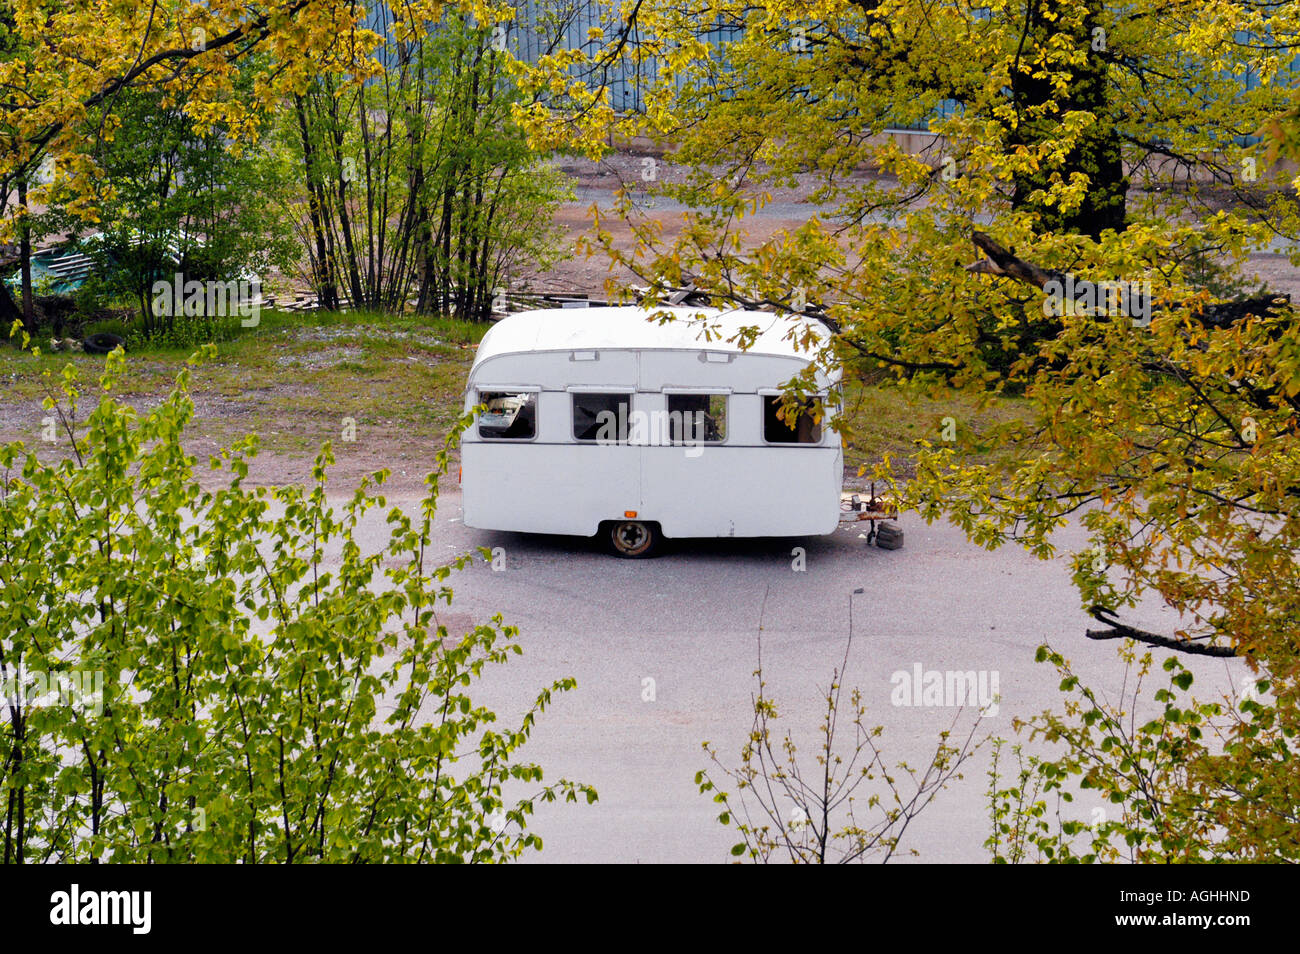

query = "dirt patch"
[[1241, 252, 1300, 301], [527, 154, 1300, 300], [274, 346, 364, 371]]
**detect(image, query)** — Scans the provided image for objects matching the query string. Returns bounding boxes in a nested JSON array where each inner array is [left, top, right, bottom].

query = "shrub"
[[0, 334, 594, 862]]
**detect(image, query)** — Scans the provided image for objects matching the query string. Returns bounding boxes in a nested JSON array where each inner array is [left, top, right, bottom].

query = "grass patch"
[[1, 309, 485, 463], [838, 377, 1032, 483]]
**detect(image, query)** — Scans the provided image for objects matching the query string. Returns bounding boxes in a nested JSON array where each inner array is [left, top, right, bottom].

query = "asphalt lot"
[[354, 486, 1249, 863]]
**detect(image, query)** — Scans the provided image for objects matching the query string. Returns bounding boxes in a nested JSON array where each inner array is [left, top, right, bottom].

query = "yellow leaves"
[[2, 0, 382, 233], [496, 0, 1300, 677]]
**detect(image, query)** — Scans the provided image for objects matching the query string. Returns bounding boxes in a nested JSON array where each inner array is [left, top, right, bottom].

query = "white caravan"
[[460, 306, 843, 556]]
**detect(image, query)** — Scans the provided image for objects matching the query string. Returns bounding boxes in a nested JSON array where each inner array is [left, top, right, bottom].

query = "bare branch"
[[1085, 606, 1237, 657]]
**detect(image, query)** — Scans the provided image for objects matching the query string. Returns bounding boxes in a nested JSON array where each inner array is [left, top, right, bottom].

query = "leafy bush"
[[0, 335, 593, 862], [126, 313, 244, 351], [986, 644, 1292, 863]]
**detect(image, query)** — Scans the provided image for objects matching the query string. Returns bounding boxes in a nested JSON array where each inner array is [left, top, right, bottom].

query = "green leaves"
[[700, 647, 983, 863], [988, 642, 1294, 862], [521, 1, 1300, 864], [1, 352, 593, 863]]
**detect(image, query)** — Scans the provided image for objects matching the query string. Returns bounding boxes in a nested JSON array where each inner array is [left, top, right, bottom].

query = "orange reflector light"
[[624, 510, 637, 518]]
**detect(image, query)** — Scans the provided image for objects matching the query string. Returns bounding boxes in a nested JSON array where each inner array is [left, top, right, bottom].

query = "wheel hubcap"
[[613, 521, 651, 554]]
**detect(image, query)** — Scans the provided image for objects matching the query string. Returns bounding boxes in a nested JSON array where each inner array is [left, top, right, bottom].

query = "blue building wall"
[[362, 5, 1296, 137]]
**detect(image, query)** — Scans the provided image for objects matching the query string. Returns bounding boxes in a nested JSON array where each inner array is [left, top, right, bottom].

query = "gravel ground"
[[323, 486, 1252, 864], [524, 152, 1300, 299]]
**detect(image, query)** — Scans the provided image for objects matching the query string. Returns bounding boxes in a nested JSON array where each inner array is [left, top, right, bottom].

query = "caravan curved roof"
[[471, 306, 829, 369]]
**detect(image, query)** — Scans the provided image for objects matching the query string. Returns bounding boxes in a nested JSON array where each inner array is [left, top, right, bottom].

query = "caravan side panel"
[[461, 443, 641, 536], [639, 444, 842, 537]]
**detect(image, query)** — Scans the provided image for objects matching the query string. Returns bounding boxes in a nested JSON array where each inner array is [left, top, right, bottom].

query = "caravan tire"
[[606, 520, 659, 558]]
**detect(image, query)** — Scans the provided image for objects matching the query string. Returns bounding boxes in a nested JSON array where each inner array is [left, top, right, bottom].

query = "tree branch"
[[1085, 606, 1237, 657], [967, 231, 1290, 327]]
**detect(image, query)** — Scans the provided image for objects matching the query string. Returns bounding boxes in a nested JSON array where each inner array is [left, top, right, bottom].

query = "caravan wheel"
[[607, 520, 658, 558]]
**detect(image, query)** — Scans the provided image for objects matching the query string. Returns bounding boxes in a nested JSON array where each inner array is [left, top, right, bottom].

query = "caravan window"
[[573, 392, 631, 443], [477, 391, 536, 440], [667, 393, 727, 443], [763, 395, 823, 444]]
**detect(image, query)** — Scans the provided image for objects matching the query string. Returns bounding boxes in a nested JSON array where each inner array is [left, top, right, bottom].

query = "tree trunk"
[[18, 179, 35, 336], [1006, 0, 1127, 238], [294, 95, 339, 310]]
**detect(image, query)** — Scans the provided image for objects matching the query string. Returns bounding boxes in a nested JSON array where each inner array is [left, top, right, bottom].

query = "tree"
[[697, 635, 983, 863], [282, 5, 570, 319], [0, 335, 594, 862], [513, 1, 1300, 859], [0, 0, 39, 335], [0, 0, 383, 245], [0, 0, 384, 336], [75, 86, 298, 337]]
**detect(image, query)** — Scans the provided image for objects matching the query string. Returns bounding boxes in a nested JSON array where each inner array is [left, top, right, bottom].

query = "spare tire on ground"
[[82, 332, 126, 355]]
